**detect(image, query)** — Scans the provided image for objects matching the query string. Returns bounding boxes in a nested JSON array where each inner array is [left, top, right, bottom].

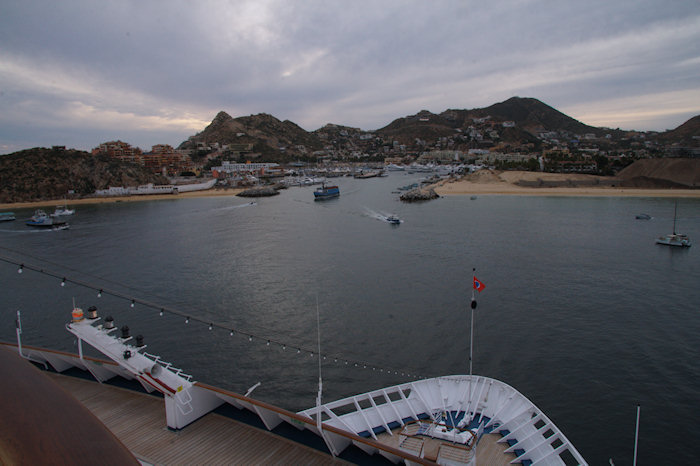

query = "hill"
[[179, 97, 699, 159], [372, 97, 596, 147], [0, 147, 167, 203], [617, 158, 700, 188], [178, 111, 323, 161], [657, 115, 700, 147]]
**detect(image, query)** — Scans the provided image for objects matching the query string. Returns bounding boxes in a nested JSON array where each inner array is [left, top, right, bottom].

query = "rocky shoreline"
[[399, 187, 440, 202]]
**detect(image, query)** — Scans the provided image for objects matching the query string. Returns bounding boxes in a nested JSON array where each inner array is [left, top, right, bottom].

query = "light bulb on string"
[[185, 317, 190, 324], [229, 330, 234, 336], [159, 309, 164, 316], [130, 300, 135, 308], [248, 335, 252, 342], [18, 264, 23, 274], [266, 340, 270, 346], [97, 289, 102, 298], [208, 323, 213, 331], [61, 277, 66, 287]]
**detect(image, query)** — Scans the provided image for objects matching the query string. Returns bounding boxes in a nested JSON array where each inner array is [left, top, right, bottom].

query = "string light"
[[2, 257, 421, 381]]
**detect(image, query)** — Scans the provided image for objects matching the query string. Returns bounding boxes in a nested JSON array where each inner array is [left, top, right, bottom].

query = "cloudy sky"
[[1, 0, 699, 154]]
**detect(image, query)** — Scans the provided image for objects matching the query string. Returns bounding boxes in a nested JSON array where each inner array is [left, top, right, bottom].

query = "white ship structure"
[[4, 303, 587, 465]]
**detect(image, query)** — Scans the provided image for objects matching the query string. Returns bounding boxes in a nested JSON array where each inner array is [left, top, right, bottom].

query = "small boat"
[[25, 210, 69, 230], [656, 203, 690, 247], [313, 183, 340, 200], [50, 204, 75, 217], [635, 213, 651, 220], [0, 212, 16, 222], [386, 215, 401, 224]]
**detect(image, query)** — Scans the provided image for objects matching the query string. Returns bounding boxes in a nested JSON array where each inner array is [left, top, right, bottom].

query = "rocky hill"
[[374, 97, 597, 146], [178, 111, 323, 161], [0, 147, 167, 203], [657, 115, 700, 147]]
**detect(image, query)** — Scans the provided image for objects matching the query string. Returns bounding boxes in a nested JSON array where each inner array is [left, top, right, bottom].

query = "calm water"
[[1, 173, 699, 465]]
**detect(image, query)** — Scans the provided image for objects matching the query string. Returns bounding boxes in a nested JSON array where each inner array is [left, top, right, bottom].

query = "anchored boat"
[[656, 202, 691, 247]]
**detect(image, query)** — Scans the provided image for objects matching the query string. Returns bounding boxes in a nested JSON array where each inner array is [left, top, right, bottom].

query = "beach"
[[432, 170, 700, 198], [2, 170, 700, 211]]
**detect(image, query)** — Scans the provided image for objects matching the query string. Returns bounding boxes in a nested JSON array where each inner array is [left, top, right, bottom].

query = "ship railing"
[[142, 351, 193, 381]]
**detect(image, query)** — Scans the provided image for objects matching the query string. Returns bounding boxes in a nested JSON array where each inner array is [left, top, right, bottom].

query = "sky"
[[1, 0, 699, 154]]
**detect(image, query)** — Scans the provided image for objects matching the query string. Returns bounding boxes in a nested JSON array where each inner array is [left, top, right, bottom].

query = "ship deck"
[[48, 373, 349, 465], [375, 428, 516, 465]]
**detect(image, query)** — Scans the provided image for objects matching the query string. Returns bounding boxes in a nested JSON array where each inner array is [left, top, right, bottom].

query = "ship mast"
[[673, 201, 678, 235], [469, 268, 477, 377]]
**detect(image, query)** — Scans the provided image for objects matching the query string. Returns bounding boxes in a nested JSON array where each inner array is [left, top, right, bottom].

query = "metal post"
[[15, 310, 23, 356], [469, 303, 474, 377], [633, 404, 640, 466]]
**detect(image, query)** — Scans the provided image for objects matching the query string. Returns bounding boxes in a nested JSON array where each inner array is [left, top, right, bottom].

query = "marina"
[[1, 173, 699, 464]]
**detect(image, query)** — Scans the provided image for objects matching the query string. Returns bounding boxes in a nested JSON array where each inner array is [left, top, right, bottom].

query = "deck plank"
[[48, 373, 349, 465]]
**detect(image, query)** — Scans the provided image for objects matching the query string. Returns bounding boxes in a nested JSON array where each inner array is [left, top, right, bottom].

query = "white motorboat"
[[25, 210, 69, 229], [50, 205, 75, 217]]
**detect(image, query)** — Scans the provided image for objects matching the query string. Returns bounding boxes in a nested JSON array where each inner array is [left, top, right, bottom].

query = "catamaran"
[[656, 202, 691, 247]]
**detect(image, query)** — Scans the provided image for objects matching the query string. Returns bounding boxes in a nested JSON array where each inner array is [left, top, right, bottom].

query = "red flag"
[[473, 276, 485, 292]]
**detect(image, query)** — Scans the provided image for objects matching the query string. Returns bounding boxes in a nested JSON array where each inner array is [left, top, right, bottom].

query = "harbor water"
[[1, 173, 699, 465]]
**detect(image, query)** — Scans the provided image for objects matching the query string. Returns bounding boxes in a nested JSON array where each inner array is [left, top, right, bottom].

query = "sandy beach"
[[432, 170, 700, 198], [2, 170, 700, 211]]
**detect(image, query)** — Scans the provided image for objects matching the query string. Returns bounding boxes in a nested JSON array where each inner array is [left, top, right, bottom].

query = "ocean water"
[[1, 173, 699, 465]]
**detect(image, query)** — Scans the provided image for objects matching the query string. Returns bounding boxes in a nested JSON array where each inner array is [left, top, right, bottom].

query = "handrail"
[[0, 341, 436, 465]]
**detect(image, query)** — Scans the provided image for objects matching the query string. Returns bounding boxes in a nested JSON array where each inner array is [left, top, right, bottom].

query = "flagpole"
[[470, 268, 477, 377]]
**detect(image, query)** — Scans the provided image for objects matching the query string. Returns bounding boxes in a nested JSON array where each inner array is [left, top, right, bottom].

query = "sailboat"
[[655, 202, 691, 247]]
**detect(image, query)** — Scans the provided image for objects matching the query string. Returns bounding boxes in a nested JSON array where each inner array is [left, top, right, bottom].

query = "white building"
[[212, 161, 279, 174]]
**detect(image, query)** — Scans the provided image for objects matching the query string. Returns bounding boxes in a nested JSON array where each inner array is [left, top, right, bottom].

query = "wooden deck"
[[376, 428, 517, 465], [48, 373, 349, 465]]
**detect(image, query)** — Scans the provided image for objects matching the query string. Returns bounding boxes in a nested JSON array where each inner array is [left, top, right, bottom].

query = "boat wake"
[[217, 201, 257, 211], [364, 208, 402, 224]]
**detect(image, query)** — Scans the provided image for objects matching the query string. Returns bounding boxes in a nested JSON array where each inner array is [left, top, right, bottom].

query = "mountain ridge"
[[182, 97, 699, 160]]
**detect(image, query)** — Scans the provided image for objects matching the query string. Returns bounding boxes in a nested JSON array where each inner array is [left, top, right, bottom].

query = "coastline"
[[0, 188, 244, 210], [3, 169, 700, 210]]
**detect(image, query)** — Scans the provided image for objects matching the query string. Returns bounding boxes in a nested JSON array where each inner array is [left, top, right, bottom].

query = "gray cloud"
[[1, 0, 699, 153]]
